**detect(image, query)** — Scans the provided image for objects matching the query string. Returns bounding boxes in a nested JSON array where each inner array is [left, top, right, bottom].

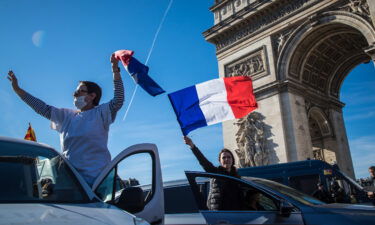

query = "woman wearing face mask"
[[183, 136, 241, 211], [7, 54, 124, 186]]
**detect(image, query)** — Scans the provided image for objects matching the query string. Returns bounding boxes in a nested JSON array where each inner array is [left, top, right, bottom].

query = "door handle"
[[216, 220, 230, 224]]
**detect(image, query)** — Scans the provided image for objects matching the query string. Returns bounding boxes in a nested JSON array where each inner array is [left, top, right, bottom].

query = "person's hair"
[[369, 166, 375, 171], [80, 81, 102, 106], [218, 148, 236, 167]]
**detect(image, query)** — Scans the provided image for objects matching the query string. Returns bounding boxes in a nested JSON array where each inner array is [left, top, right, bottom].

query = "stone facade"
[[205, 0, 375, 178]]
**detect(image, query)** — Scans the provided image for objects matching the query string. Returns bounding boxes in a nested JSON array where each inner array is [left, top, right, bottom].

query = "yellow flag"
[[24, 123, 37, 142]]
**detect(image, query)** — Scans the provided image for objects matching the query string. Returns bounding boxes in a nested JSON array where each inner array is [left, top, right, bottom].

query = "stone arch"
[[278, 11, 375, 97], [307, 107, 337, 163], [308, 107, 332, 138], [205, 1, 375, 178], [275, 11, 375, 174]]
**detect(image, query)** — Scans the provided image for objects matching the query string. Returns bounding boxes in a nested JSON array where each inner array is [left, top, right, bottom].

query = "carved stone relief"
[[340, 0, 371, 19], [234, 112, 269, 167], [234, 112, 278, 168], [272, 27, 296, 58], [224, 46, 269, 80]]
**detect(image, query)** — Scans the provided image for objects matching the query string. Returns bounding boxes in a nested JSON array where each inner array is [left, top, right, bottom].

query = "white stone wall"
[[223, 93, 289, 165], [220, 36, 289, 165], [279, 92, 313, 161], [217, 36, 277, 88]]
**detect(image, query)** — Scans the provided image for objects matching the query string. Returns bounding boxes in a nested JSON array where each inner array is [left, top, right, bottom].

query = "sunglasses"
[[74, 89, 88, 96]]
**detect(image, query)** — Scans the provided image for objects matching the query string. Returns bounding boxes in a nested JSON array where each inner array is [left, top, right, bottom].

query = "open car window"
[[0, 141, 90, 203], [92, 144, 164, 225], [186, 172, 279, 211], [95, 152, 154, 204]]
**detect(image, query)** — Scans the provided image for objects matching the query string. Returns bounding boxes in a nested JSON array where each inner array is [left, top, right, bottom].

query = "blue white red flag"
[[114, 50, 165, 96], [168, 76, 257, 135]]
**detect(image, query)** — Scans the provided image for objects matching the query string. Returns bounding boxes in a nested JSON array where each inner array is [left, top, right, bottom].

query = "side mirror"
[[116, 187, 145, 213], [279, 200, 294, 217]]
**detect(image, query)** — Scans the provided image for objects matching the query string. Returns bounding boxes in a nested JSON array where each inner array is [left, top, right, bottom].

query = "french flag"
[[114, 50, 165, 96], [168, 76, 257, 135]]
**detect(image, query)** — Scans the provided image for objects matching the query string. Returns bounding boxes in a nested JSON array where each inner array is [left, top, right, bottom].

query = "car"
[[0, 136, 164, 225], [163, 172, 375, 225], [238, 159, 371, 204]]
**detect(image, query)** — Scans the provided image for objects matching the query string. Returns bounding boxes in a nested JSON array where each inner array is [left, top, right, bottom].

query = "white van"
[[0, 136, 164, 225]]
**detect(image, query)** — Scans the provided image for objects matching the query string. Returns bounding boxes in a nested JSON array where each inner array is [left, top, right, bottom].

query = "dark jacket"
[[312, 189, 332, 203], [190, 146, 241, 211]]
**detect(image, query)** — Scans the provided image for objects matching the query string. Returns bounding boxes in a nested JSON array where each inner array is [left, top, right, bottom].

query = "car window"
[[247, 177, 325, 205], [289, 174, 320, 195], [0, 141, 89, 203], [191, 175, 278, 211], [95, 152, 154, 205], [164, 184, 199, 214]]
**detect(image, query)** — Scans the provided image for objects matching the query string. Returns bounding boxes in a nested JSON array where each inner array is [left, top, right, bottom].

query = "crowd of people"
[[312, 166, 375, 205]]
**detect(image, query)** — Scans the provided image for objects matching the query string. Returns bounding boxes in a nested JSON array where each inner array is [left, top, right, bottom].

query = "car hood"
[[302, 203, 375, 224], [0, 202, 136, 225]]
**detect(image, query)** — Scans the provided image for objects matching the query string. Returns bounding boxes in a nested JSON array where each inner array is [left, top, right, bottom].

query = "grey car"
[[165, 171, 375, 225]]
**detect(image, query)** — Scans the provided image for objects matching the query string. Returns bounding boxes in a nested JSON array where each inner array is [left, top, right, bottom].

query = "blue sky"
[[0, 0, 374, 182]]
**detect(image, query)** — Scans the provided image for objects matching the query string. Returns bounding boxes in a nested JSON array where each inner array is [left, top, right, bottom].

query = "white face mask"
[[74, 96, 87, 110]]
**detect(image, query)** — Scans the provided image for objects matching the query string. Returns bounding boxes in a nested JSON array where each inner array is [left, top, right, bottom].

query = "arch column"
[[329, 109, 355, 178], [367, 0, 375, 26], [279, 92, 313, 161], [364, 44, 375, 65]]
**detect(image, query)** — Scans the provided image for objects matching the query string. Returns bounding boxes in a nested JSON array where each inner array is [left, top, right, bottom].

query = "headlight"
[[133, 217, 150, 225]]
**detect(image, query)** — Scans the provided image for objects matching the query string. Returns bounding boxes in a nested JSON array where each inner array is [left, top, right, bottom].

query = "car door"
[[92, 143, 164, 225], [185, 171, 304, 225]]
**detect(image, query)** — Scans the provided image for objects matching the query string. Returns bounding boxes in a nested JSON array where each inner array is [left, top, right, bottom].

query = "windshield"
[[244, 177, 325, 206], [0, 140, 90, 203], [336, 170, 364, 191]]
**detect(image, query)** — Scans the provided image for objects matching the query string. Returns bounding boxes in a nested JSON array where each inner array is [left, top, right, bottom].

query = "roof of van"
[[238, 160, 339, 176]]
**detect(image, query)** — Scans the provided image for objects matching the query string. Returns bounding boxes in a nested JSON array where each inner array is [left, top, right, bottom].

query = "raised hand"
[[184, 136, 195, 148], [111, 54, 119, 70], [111, 53, 121, 81], [7, 70, 20, 91], [7, 70, 25, 96]]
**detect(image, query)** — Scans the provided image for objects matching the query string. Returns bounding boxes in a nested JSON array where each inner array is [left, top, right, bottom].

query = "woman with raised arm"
[[183, 136, 241, 211], [7, 54, 124, 186]]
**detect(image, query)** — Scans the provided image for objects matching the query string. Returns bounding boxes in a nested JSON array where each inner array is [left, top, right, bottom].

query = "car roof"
[[0, 136, 55, 150]]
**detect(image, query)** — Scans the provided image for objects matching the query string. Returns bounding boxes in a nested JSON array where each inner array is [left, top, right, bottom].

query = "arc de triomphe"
[[204, 0, 375, 178]]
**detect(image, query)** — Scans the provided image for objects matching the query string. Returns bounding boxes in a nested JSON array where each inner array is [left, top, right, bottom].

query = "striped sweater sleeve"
[[20, 92, 52, 120], [109, 78, 124, 121]]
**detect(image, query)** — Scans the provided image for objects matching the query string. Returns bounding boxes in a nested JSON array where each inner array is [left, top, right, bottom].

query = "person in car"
[[244, 190, 265, 211], [312, 182, 332, 203], [7, 54, 124, 186], [330, 180, 347, 203], [183, 136, 241, 211]]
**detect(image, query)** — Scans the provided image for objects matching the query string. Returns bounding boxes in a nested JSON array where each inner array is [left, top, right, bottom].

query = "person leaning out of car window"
[[184, 136, 241, 211]]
